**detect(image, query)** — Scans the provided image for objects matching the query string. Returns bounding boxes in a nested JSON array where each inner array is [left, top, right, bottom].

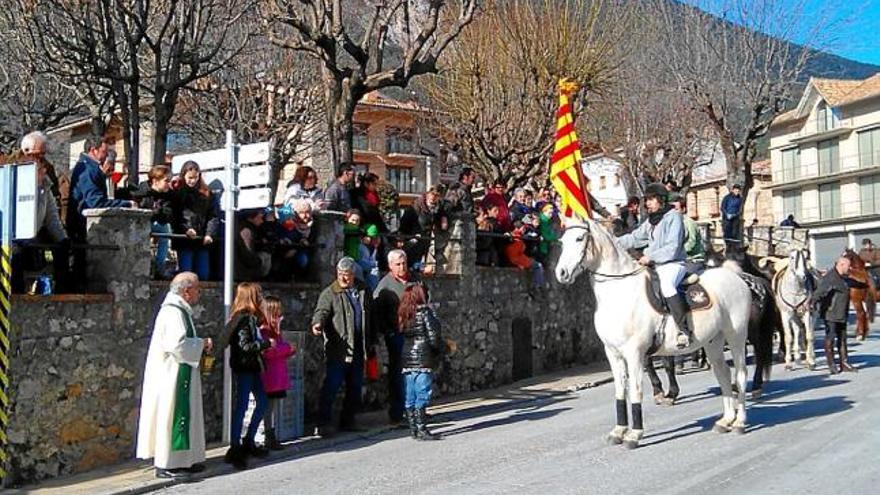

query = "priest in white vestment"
[[137, 272, 212, 479]]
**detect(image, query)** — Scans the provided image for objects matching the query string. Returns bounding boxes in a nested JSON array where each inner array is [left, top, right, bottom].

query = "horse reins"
[[778, 252, 810, 311]]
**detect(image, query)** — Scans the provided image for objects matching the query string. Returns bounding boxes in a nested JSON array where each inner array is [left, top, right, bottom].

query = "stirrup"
[[675, 333, 691, 349]]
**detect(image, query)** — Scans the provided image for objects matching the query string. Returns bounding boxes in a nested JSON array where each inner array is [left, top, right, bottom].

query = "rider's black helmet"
[[644, 182, 668, 202]]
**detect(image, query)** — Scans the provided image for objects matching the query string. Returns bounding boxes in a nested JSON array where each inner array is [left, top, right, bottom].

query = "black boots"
[[666, 295, 693, 349], [242, 438, 269, 458], [413, 408, 440, 441], [265, 428, 283, 451], [224, 445, 248, 470], [405, 408, 418, 439], [838, 333, 857, 373], [825, 339, 838, 375]]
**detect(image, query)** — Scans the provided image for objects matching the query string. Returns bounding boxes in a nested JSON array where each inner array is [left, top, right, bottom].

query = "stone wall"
[[4, 210, 599, 486]]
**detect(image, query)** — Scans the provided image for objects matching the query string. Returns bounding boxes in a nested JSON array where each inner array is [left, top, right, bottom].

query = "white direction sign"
[[0, 162, 39, 240], [171, 142, 271, 173], [170, 141, 273, 211]]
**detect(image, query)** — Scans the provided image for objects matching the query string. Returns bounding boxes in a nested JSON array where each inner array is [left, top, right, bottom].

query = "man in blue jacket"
[[721, 184, 743, 248], [66, 137, 136, 289]]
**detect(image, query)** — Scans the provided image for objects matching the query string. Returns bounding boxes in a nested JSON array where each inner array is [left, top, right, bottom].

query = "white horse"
[[555, 218, 753, 448], [773, 248, 816, 370]]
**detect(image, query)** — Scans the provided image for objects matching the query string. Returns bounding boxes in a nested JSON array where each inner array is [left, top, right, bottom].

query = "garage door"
[[812, 233, 848, 270]]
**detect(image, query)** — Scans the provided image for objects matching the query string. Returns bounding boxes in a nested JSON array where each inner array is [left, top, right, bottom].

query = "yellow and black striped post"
[[0, 243, 9, 481]]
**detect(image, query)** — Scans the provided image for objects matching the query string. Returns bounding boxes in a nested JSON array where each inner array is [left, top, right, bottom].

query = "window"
[[353, 124, 369, 151], [599, 176, 607, 190], [818, 139, 839, 175], [780, 147, 801, 182], [817, 101, 838, 133], [782, 190, 802, 221], [819, 182, 841, 220], [613, 174, 621, 187], [860, 175, 880, 214], [859, 128, 880, 168], [386, 166, 414, 193], [386, 127, 415, 154]]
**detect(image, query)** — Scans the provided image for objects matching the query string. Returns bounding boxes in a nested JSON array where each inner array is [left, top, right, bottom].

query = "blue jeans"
[[385, 333, 405, 421], [231, 372, 268, 447], [319, 358, 364, 426], [404, 372, 433, 409], [151, 222, 171, 268], [177, 247, 210, 281]]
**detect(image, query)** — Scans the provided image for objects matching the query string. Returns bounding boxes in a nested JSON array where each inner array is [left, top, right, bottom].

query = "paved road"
[[158, 333, 880, 495]]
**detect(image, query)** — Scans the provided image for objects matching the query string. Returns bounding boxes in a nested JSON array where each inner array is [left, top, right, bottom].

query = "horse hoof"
[[807, 363, 816, 371], [733, 426, 746, 435], [662, 397, 676, 407], [653, 393, 665, 405], [714, 423, 732, 434], [784, 364, 794, 371], [749, 389, 762, 401], [623, 440, 640, 450], [606, 434, 623, 446]]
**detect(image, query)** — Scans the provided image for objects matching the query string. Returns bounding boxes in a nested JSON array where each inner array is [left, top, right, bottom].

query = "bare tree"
[[10, 0, 256, 179], [422, 0, 626, 189], [649, 0, 839, 204], [177, 47, 326, 201], [264, 0, 478, 172]]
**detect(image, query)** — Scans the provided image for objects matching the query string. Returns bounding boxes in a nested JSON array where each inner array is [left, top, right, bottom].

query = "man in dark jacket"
[[311, 257, 375, 436], [373, 249, 411, 425], [444, 167, 476, 215], [811, 255, 855, 374], [720, 184, 743, 248], [67, 137, 136, 290], [399, 187, 448, 270], [323, 163, 355, 212]]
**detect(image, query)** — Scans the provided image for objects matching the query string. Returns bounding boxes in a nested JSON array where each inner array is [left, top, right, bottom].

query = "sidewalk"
[[9, 364, 613, 495]]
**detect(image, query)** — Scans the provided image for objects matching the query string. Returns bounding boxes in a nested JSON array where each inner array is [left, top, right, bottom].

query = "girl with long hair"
[[259, 295, 296, 450], [172, 161, 219, 281], [223, 283, 270, 469], [398, 283, 444, 440]]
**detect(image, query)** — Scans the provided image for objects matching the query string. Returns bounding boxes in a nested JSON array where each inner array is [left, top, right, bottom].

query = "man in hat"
[[720, 184, 744, 249], [311, 257, 375, 437], [617, 183, 692, 348]]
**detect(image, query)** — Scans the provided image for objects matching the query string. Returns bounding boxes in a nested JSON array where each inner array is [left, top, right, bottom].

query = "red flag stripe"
[[554, 122, 575, 140], [557, 170, 589, 208], [556, 104, 572, 118], [551, 141, 580, 165]]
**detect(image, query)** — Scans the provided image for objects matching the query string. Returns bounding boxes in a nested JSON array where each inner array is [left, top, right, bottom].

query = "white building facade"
[[768, 73, 880, 269]]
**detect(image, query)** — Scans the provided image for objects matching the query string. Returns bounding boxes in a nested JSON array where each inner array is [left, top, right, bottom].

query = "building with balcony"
[[769, 73, 880, 268]]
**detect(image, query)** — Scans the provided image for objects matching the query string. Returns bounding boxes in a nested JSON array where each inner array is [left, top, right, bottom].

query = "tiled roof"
[[772, 108, 802, 125], [811, 77, 865, 106], [359, 91, 429, 112], [773, 72, 880, 127], [838, 73, 880, 105]]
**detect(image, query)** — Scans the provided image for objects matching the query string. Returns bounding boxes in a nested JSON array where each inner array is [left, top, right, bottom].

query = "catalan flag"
[[550, 78, 592, 219]]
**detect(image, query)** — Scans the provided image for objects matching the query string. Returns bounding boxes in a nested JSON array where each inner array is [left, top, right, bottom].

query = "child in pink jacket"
[[260, 295, 296, 450]]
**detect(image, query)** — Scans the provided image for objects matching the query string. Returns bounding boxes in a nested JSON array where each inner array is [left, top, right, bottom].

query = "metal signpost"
[[171, 132, 271, 444], [0, 162, 39, 484]]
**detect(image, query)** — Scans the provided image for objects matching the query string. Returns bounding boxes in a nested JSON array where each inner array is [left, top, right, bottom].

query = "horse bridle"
[[780, 249, 810, 310], [563, 223, 647, 280]]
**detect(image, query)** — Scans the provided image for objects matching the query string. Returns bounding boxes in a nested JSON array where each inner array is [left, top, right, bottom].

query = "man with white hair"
[[373, 249, 412, 425], [137, 272, 212, 480], [19, 131, 65, 217], [311, 257, 375, 437]]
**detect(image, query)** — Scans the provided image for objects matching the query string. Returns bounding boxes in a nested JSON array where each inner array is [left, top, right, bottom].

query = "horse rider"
[[668, 192, 706, 273], [858, 238, 880, 287], [618, 183, 692, 349]]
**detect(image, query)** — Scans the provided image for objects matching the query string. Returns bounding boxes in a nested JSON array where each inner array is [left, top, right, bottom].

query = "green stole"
[[168, 304, 196, 452]]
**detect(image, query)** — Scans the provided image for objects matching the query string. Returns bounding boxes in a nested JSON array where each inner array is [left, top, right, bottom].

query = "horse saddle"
[[645, 269, 712, 314]]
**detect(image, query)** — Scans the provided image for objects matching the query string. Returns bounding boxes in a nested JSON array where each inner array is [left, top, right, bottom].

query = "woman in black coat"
[[398, 283, 444, 441], [172, 161, 220, 281]]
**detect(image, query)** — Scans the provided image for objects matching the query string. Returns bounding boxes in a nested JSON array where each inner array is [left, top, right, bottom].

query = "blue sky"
[[685, 0, 880, 67]]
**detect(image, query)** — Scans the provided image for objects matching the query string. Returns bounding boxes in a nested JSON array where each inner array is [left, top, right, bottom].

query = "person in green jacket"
[[669, 192, 705, 271], [537, 202, 560, 264]]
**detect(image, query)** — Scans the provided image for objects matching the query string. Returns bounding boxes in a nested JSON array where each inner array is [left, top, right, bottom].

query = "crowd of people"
[[137, 247, 447, 478]]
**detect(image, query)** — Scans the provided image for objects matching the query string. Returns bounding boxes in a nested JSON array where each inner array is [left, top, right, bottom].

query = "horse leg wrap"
[[631, 403, 644, 431], [616, 399, 628, 427]]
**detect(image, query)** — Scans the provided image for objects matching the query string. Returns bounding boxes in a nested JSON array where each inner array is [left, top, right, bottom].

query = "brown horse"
[[843, 250, 877, 341]]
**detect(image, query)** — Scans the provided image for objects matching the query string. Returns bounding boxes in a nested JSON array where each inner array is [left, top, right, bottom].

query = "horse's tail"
[[722, 260, 743, 274], [755, 287, 782, 383]]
